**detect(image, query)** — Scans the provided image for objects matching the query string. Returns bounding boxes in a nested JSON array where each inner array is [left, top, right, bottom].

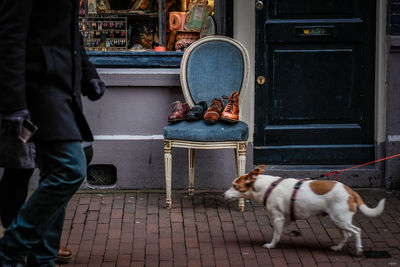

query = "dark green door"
[[254, 0, 376, 165]]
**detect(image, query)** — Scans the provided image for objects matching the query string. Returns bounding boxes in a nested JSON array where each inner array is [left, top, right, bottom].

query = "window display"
[[79, 0, 222, 52]]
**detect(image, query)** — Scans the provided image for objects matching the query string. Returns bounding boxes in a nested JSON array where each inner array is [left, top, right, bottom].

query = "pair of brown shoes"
[[204, 91, 239, 124]]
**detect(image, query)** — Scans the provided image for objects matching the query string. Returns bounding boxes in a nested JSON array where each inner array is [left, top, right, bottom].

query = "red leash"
[[320, 153, 400, 181]]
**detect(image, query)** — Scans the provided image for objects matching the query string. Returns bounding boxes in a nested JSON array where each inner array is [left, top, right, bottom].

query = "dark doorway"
[[254, 0, 376, 164]]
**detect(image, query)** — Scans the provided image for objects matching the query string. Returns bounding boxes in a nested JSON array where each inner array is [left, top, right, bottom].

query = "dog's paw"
[[330, 245, 342, 251], [355, 248, 363, 256], [263, 243, 275, 249]]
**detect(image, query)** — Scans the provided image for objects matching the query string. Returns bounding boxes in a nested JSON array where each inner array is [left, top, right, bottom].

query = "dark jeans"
[[0, 141, 86, 267]]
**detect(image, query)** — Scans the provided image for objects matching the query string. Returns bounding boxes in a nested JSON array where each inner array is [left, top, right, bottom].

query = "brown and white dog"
[[223, 165, 385, 255]]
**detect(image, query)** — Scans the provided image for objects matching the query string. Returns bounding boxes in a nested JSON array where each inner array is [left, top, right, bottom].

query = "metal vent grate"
[[87, 164, 117, 186]]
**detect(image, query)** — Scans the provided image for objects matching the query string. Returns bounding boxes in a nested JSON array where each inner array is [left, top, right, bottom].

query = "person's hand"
[[87, 78, 106, 101], [1, 109, 30, 137]]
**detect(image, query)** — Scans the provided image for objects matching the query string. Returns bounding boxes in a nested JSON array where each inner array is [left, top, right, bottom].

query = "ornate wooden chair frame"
[[164, 36, 250, 211]]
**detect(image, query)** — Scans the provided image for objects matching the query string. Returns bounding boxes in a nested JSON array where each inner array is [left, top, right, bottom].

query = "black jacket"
[[0, 0, 99, 141]]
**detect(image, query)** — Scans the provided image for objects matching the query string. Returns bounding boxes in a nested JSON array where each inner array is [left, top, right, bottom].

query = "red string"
[[322, 153, 400, 181]]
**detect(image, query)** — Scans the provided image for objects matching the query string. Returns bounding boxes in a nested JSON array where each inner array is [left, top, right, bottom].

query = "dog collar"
[[263, 177, 286, 206]]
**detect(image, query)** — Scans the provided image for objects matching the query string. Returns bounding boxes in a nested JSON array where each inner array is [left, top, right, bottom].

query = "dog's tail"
[[346, 186, 385, 217], [359, 198, 385, 217]]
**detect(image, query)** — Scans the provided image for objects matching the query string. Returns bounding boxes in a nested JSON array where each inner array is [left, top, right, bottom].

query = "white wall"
[[234, 0, 255, 142]]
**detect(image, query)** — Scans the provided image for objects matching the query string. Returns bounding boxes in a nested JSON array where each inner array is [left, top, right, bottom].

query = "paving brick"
[[200, 254, 215, 266], [185, 226, 197, 237], [213, 247, 228, 260], [171, 212, 183, 223], [97, 223, 109, 234], [186, 248, 201, 260], [227, 253, 244, 266], [104, 249, 119, 262], [225, 241, 241, 254], [272, 257, 289, 267], [75, 251, 91, 264], [145, 254, 159, 267], [215, 260, 231, 267], [119, 242, 133, 255], [160, 248, 173, 261], [117, 254, 131, 267], [88, 255, 104, 267], [159, 261, 173, 267], [199, 242, 214, 255], [132, 248, 145, 261], [172, 254, 187, 267], [130, 261, 144, 267], [172, 240, 185, 252], [255, 251, 273, 265], [186, 237, 199, 248], [282, 248, 300, 264], [91, 244, 106, 256], [198, 232, 211, 243]]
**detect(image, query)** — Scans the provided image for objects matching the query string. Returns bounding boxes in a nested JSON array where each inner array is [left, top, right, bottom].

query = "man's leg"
[[26, 207, 66, 267], [0, 141, 86, 266], [0, 168, 34, 228]]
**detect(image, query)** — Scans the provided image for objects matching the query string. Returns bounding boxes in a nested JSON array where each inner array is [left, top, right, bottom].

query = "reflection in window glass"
[[79, 0, 216, 52]]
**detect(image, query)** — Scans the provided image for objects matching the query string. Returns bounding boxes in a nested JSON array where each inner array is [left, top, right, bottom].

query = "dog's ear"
[[233, 165, 265, 192], [248, 165, 265, 179], [257, 164, 265, 174], [244, 165, 265, 184]]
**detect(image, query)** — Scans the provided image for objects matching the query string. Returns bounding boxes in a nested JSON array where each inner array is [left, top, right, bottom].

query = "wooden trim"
[[168, 139, 246, 149]]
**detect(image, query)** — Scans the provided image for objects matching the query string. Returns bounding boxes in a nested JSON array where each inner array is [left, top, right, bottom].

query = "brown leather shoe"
[[220, 91, 239, 123], [56, 245, 72, 263], [168, 101, 190, 123], [203, 98, 224, 124]]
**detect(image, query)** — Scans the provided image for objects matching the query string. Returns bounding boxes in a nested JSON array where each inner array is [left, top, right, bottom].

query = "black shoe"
[[185, 101, 208, 121]]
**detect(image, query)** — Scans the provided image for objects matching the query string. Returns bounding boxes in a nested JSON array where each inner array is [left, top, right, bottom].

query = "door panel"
[[269, 47, 358, 123], [255, 0, 376, 164], [274, 0, 355, 17], [270, 0, 359, 18]]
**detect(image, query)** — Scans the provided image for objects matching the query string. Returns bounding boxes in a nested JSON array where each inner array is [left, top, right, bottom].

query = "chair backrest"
[[180, 36, 250, 108]]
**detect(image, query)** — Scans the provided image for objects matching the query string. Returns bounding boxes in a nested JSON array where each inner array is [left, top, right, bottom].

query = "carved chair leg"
[[237, 142, 247, 212], [164, 140, 172, 208], [234, 148, 239, 176], [188, 148, 195, 196]]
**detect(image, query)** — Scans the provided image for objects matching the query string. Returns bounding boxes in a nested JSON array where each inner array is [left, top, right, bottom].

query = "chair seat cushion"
[[163, 120, 248, 142]]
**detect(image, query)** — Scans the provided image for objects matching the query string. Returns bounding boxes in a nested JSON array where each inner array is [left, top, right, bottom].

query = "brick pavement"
[[1, 189, 400, 266]]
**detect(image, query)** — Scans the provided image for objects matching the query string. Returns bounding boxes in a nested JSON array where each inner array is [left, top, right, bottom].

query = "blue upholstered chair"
[[163, 36, 250, 211]]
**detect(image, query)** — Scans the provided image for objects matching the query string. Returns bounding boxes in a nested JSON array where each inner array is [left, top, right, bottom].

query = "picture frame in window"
[[96, 0, 111, 11], [88, 0, 97, 14], [184, 1, 212, 32]]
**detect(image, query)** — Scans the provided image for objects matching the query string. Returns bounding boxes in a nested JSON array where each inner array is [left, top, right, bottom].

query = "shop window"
[[79, 0, 233, 67]]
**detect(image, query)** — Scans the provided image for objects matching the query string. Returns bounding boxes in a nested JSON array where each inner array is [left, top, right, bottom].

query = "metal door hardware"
[[257, 75, 266, 85], [256, 0, 264, 10]]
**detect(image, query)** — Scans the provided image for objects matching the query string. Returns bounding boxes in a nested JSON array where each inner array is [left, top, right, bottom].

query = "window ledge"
[[88, 51, 183, 68], [98, 68, 181, 87]]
